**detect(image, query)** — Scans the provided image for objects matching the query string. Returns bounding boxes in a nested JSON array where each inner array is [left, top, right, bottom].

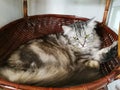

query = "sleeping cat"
[[0, 18, 117, 87]]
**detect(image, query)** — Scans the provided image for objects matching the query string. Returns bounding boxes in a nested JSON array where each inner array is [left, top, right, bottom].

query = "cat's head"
[[62, 18, 97, 47]]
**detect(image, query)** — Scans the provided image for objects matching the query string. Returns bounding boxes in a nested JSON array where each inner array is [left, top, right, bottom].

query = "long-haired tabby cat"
[[0, 18, 117, 87]]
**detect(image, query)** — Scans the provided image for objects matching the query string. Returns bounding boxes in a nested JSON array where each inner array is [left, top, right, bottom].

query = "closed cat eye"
[[73, 37, 79, 40]]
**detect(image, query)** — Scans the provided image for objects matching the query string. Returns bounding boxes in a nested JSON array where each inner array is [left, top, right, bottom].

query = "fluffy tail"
[[102, 42, 118, 62]]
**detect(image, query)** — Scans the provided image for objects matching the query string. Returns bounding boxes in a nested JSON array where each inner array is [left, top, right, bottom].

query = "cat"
[[0, 18, 118, 87]]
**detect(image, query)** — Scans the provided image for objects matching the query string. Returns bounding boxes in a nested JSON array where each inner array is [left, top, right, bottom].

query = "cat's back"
[[0, 36, 76, 85], [8, 35, 74, 68]]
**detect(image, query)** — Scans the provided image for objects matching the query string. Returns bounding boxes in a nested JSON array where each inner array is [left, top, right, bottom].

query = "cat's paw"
[[85, 60, 100, 69]]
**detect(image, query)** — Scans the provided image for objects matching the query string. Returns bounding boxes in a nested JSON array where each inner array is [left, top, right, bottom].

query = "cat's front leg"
[[93, 41, 118, 62]]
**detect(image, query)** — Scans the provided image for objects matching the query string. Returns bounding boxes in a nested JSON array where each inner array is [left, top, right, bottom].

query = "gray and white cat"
[[0, 19, 117, 87]]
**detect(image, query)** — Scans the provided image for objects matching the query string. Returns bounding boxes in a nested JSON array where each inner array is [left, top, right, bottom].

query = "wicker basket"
[[0, 14, 120, 90]]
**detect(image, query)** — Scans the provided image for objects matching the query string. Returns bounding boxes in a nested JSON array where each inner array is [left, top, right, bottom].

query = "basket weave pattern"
[[0, 14, 119, 90]]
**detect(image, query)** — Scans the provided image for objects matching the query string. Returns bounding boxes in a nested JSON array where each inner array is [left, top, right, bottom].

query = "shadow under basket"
[[0, 14, 120, 90]]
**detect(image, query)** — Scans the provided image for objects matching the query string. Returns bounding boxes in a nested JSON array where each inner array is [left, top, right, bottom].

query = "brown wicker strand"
[[102, 0, 111, 24], [23, 0, 28, 17]]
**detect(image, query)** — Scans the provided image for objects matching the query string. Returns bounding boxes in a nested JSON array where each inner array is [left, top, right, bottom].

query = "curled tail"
[[94, 41, 118, 62], [103, 43, 118, 62]]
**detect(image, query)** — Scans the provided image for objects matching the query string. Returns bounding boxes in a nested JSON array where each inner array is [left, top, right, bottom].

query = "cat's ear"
[[87, 17, 97, 27], [62, 25, 72, 35]]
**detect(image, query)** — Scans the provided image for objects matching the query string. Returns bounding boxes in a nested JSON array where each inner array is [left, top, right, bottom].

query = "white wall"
[[28, 0, 66, 15], [28, 0, 106, 22], [64, 0, 105, 21], [0, 0, 105, 27], [0, 0, 23, 28]]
